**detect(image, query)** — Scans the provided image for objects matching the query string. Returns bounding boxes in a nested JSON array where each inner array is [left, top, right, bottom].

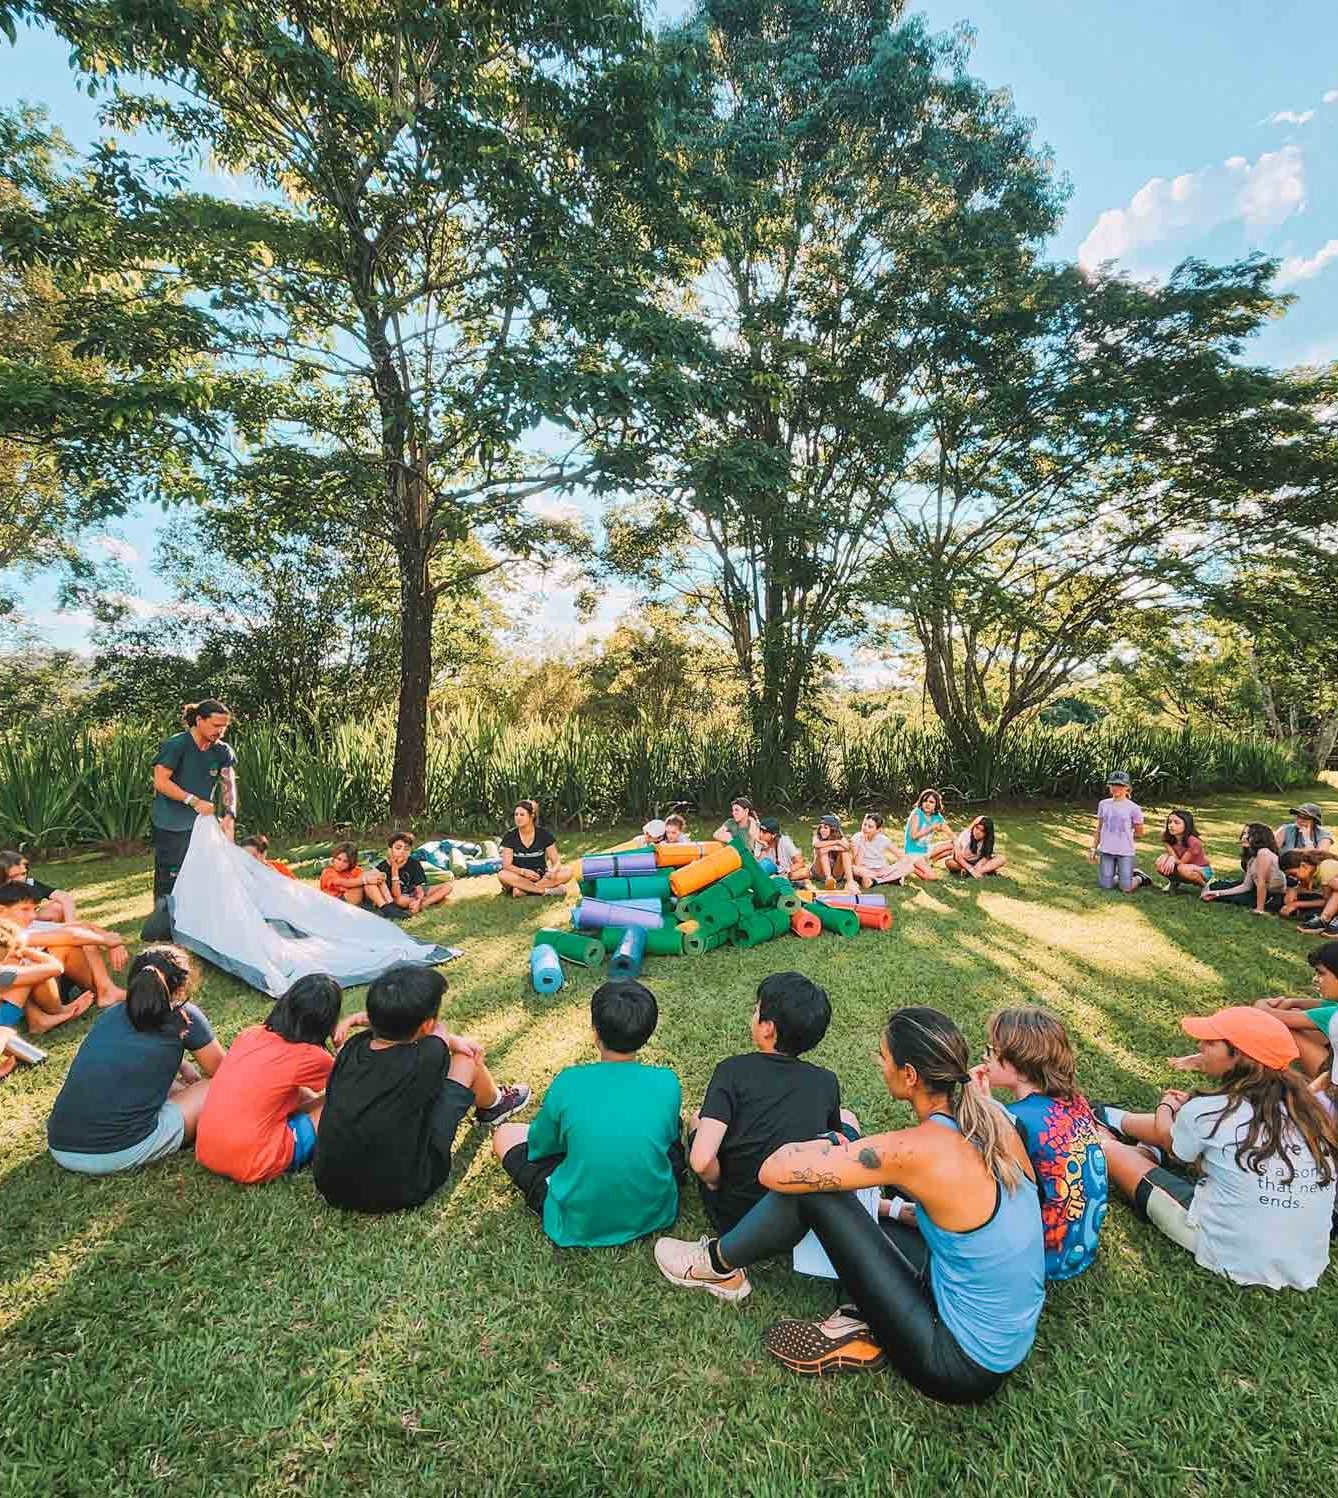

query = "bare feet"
[[97, 985, 127, 1008], [0, 1053, 14, 1082], [29, 990, 95, 1034]]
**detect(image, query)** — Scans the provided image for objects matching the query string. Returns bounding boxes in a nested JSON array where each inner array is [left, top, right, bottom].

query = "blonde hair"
[[989, 1006, 1078, 1098], [0, 916, 20, 961]]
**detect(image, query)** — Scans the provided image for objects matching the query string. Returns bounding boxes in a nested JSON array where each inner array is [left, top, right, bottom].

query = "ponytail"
[[183, 698, 230, 727], [125, 945, 192, 1032], [885, 1006, 1026, 1194]]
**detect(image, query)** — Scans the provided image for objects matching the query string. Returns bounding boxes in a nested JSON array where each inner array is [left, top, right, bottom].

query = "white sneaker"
[[653, 1236, 751, 1302]]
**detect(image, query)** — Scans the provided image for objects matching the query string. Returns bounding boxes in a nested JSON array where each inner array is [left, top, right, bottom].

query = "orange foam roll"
[[852, 904, 892, 931], [654, 842, 710, 868], [669, 844, 743, 897], [790, 907, 822, 938]]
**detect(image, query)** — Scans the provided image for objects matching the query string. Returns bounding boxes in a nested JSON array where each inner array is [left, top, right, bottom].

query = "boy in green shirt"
[[491, 980, 684, 1247]]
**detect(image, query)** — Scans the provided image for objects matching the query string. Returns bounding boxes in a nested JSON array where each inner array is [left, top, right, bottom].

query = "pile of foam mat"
[[528, 834, 891, 994]]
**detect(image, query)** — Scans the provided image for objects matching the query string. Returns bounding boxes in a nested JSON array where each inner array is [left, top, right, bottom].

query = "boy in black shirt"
[[690, 973, 849, 1244], [375, 831, 452, 920], [314, 965, 530, 1213]]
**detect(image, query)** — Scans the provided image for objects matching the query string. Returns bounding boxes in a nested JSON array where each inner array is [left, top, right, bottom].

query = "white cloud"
[[1277, 238, 1338, 287], [1324, 90, 1338, 106], [1078, 146, 1305, 271], [91, 536, 139, 564], [1266, 109, 1314, 126]]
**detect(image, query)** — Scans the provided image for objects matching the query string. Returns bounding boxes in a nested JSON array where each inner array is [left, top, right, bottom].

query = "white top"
[[1172, 1096, 1334, 1290], [755, 833, 801, 874], [850, 831, 896, 871]]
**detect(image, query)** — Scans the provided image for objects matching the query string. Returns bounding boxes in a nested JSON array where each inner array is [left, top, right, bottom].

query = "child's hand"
[[334, 1010, 370, 1047], [1086, 849, 1096, 863], [1262, 994, 1297, 1010], [447, 1033, 484, 1061], [1166, 1053, 1202, 1072], [1160, 1088, 1191, 1109], [1200, 890, 1216, 902], [968, 1061, 993, 1097]]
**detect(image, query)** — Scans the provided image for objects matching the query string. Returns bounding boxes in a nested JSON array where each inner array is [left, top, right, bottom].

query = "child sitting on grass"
[[850, 813, 904, 886], [970, 1007, 1106, 1280], [196, 974, 343, 1184], [1095, 1006, 1337, 1290], [754, 817, 809, 883], [1, 848, 75, 922], [376, 831, 452, 918], [314, 964, 529, 1213], [240, 833, 296, 879], [947, 816, 1007, 879], [811, 815, 857, 890], [1252, 941, 1338, 1077], [0, 883, 127, 1007], [0, 914, 89, 1055], [491, 979, 684, 1247], [904, 789, 954, 875], [1154, 810, 1211, 893], [318, 841, 392, 910], [690, 972, 846, 1245]]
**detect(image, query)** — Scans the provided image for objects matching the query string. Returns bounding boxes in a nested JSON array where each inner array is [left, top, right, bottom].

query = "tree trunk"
[[1312, 711, 1338, 775], [390, 558, 434, 819]]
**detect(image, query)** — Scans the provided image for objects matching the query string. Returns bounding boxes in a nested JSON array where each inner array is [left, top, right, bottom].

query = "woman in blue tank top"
[[654, 1006, 1045, 1403]]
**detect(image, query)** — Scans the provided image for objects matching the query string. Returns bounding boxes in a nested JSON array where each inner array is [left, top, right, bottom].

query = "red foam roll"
[[790, 908, 822, 938]]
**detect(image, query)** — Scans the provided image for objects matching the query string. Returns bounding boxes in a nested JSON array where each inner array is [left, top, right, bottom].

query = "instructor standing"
[[149, 699, 239, 905]]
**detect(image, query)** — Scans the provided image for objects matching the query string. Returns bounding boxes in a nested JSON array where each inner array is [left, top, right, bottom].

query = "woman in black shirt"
[[498, 800, 573, 897]]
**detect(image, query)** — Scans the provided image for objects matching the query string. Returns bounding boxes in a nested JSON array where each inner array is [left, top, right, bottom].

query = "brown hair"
[[330, 840, 359, 867], [182, 698, 231, 726], [990, 1006, 1078, 1099], [387, 830, 413, 848], [515, 799, 540, 821], [0, 915, 21, 960], [665, 813, 686, 830], [1200, 1057, 1338, 1187], [241, 833, 269, 854], [1280, 848, 1325, 873]]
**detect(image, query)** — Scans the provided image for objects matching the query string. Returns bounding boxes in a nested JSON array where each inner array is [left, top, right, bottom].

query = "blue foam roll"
[[608, 925, 648, 978], [530, 942, 565, 994], [756, 856, 778, 875], [571, 898, 665, 931], [464, 858, 502, 876], [613, 851, 658, 876], [581, 855, 618, 880]]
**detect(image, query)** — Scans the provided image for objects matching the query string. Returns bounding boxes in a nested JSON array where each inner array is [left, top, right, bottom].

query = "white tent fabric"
[[168, 818, 460, 996]]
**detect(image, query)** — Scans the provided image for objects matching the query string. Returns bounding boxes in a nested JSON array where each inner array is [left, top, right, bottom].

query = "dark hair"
[[1307, 941, 1338, 979], [366, 963, 445, 1041], [330, 840, 359, 867], [1239, 822, 1278, 870], [0, 883, 37, 909], [1162, 809, 1198, 850], [756, 971, 831, 1056], [1281, 848, 1325, 873], [125, 945, 192, 1032], [989, 1007, 1077, 1098], [183, 698, 231, 726], [0, 849, 25, 875], [591, 979, 658, 1053], [388, 830, 413, 849], [916, 787, 943, 813], [265, 973, 342, 1047], [969, 816, 996, 858], [665, 813, 686, 830], [730, 795, 754, 814], [1199, 1058, 1337, 1188], [885, 1006, 1024, 1190], [241, 833, 269, 854], [514, 799, 540, 822], [863, 812, 885, 829]]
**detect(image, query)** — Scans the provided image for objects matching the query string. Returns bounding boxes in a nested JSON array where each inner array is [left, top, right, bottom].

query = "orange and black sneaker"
[[763, 1309, 887, 1377]]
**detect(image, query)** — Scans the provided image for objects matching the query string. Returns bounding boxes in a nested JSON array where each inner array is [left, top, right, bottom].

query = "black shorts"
[[501, 1141, 564, 1218], [1133, 1164, 1196, 1216]]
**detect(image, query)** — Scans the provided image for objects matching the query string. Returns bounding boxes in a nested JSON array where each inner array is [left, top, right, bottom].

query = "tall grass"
[[0, 713, 1308, 850]]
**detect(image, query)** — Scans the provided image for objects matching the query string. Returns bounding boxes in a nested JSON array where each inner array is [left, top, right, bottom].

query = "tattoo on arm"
[[857, 1145, 880, 1171], [781, 1167, 843, 1190], [220, 767, 238, 818]]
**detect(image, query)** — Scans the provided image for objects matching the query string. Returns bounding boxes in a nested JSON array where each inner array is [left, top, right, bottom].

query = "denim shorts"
[[286, 1111, 318, 1172], [0, 999, 24, 1027], [50, 1101, 186, 1175]]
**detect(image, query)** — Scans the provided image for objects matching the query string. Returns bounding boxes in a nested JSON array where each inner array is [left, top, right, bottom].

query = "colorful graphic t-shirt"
[[1006, 1092, 1107, 1281]]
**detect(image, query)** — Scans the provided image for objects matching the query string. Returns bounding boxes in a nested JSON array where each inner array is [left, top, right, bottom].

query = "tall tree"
[[5, 0, 689, 813], [595, 0, 1061, 787]]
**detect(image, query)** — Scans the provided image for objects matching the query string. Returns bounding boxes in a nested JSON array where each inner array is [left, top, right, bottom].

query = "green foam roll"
[[683, 926, 734, 955], [624, 873, 673, 900], [594, 877, 632, 901], [719, 867, 756, 899], [533, 928, 605, 967], [579, 879, 597, 896], [677, 882, 736, 925], [600, 923, 684, 957], [729, 833, 781, 907], [732, 906, 793, 948], [813, 900, 859, 937], [769, 877, 799, 912]]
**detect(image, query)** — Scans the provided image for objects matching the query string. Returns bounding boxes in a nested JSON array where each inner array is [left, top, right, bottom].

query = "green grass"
[[3, 793, 1337, 1495]]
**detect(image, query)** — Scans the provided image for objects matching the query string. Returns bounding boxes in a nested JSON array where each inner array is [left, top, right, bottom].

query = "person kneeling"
[[492, 979, 683, 1247]]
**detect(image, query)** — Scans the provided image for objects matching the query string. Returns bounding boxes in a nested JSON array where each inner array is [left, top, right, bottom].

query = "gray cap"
[[1290, 803, 1324, 822], [1106, 771, 1132, 787], [642, 819, 667, 840]]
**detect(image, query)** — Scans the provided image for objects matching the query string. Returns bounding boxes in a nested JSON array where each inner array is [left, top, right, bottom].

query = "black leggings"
[[718, 1191, 1005, 1405]]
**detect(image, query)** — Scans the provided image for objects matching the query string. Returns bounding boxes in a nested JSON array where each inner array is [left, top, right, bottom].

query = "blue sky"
[[6, 1, 1338, 651]]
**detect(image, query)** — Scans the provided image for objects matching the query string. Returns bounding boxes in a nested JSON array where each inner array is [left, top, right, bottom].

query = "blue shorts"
[[50, 1101, 186, 1175], [0, 999, 24, 1027], [286, 1111, 318, 1172]]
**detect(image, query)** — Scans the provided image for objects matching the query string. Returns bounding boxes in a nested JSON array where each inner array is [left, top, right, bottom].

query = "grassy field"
[[4, 792, 1337, 1496]]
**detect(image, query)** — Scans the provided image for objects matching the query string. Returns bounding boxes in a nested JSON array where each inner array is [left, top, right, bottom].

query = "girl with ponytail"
[[654, 1006, 1044, 1403], [47, 946, 226, 1175]]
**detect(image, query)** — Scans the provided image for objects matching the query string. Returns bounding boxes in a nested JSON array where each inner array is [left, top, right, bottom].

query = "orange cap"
[[1181, 1007, 1299, 1071]]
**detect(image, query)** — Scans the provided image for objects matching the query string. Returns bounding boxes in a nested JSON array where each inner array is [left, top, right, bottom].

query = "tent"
[[168, 818, 460, 997]]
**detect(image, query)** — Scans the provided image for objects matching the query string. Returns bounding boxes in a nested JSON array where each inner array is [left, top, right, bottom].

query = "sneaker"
[[763, 1310, 888, 1376], [1131, 870, 1154, 891], [474, 1082, 531, 1127], [653, 1236, 752, 1302], [1299, 916, 1330, 933]]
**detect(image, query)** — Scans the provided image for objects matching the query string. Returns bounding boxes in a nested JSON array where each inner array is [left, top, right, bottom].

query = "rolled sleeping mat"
[[594, 877, 633, 901], [530, 942, 565, 995], [850, 904, 892, 931], [532, 928, 605, 967], [726, 895, 759, 926], [812, 900, 860, 937], [624, 872, 674, 900], [683, 925, 734, 955], [768, 877, 800, 912], [601, 923, 684, 957], [570, 898, 665, 932], [464, 858, 501, 877], [731, 906, 793, 948], [608, 925, 649, 978], [756, 856, 778, 875], [654, 842, 711, 867], [790, 907, 822, 939], [613, 851, 659, 876], [729, 833, 783, 908], [3, 1033, 48, 1065], [581, 854, 618, 881], [682, 887, 744, 931], [483, 839, 500, 860], [815, 891, 889, 909], [605, 897, 664, 912], [719, 867, 757, 900], [675, 880, 739, 923], [579, 879, 598, 896], [669, 844, 742, 897]]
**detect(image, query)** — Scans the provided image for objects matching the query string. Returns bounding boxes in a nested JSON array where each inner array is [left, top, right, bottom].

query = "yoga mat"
[[530, 942, 565, 994], [719, 868, 756, 899], [732, 906, 793, 948], [675, 881, 738, 923], [756, 856, 778, 875], [609, 925, 648, 978], [581, 855, 618, 881], [729, 834, 783, 908], [624, 873, 673, 900], [790, 907, 822, 938], [532, 928, 605, 967], [613, 851, 658, 876], [669, 845, 742, 896], [579, 879, 597, 896], [594, 877, 632, 901], [769, 877, 800, 912], [605, 897, 664, 912], [4, 1033, 47, 1064], [601, 924, 684, 957], [654, 842, 711, 867], [812, 901, 859, 937], [464, 858, 502, 877], [815, 891, 889, 909], [571, 899, 665, 932], [849, 905, 892, 931], [683, 926, 733, 955]]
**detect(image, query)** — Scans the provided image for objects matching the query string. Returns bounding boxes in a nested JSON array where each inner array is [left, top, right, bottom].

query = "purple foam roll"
[[815, 891, 888, 908], [581, 855, 618, 880], [613, 851, 658, 876], [571, 898, 665, 932], [604, 897, 663, 912]]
